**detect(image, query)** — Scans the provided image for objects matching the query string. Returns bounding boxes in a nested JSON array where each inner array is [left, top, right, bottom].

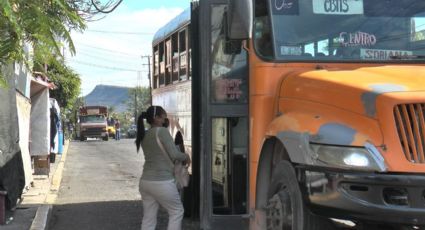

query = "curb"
[[29, 205, 51, 230], [45, 140, 70, 204], [30, 139, 70, 230]]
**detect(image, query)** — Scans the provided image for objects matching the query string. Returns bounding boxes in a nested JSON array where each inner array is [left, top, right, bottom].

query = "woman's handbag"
[[155, 128, 190, 190], [173, 162, 190, 190]]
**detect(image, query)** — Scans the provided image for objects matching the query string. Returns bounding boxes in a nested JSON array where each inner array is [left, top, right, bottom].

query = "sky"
[[66, 0, 192, 96]]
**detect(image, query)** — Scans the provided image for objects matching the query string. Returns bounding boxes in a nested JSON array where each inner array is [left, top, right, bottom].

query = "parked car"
[[127, 124, 137, 138]]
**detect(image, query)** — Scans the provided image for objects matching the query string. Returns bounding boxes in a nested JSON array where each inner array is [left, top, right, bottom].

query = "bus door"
[[194, 1, 249, 229]]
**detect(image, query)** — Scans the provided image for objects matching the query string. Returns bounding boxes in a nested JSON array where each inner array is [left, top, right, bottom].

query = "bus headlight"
[[310, 143, 387, 172]]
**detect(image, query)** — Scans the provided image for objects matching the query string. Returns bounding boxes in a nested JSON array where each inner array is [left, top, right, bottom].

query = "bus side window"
[[257, 32, 273, 57]]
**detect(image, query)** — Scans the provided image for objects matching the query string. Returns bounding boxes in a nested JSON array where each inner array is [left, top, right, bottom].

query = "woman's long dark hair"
[[135, 105, 166, 152]]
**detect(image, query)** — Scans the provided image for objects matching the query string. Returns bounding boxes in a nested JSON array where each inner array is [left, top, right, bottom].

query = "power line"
[[77, 34, 148, 45], [75, 47, 143, 60], [86, 29, 154, 35], [76, 50, 146, 65], [83, 79, 142, 84], [75, 42, 142, 57], [69, 59, 148, 72], [77, 52, 151, 66]]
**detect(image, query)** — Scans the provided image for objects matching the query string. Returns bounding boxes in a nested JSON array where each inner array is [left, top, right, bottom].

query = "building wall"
[[16, 93, 33, 189]]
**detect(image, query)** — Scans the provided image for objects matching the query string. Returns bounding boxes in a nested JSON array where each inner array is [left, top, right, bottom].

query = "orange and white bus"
[[152, 0, 425, 229]]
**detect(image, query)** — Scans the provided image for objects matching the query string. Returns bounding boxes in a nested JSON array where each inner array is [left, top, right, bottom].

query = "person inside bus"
[[136, 105, 190, 230]]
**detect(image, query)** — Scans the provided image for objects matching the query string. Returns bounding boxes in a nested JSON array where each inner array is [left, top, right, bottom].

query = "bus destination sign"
[[313, 0, 364, 15]]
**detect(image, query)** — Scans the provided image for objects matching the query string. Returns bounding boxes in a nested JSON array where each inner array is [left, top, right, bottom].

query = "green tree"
[[127, 86, 151, 121], [71, 96, 84, 123], [47, 60, 81, 111], [47, 61, 82, 140], [0, 0, 86, 85], [108, 106, 116, 115], [113, 111, 132, 135]]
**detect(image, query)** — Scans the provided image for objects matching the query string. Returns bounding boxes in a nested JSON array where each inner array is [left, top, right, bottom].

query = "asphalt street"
[[45, 138, 420, 230], [47, 138, 198, 230]]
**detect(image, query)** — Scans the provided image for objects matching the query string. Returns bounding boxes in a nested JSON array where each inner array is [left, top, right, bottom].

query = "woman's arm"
[[159, 128, 189, 162]]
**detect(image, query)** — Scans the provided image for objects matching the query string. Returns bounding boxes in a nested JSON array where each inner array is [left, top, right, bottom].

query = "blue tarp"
[[58, 132, 63, 154]]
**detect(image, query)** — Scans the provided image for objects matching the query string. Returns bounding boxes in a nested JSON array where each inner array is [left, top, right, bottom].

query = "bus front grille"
[[394, 104, 425, 163]]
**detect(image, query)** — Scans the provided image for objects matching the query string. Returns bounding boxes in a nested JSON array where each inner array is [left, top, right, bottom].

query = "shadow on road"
[[48, 200, 199, 230]]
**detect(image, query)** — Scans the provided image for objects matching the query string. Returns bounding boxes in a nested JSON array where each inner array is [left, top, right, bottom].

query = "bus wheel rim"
[[266, 187, 293, 230]]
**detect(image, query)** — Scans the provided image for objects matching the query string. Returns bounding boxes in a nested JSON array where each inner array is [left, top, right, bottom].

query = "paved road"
[[47, 138, 417, 230], [48, 138, 198, 230]]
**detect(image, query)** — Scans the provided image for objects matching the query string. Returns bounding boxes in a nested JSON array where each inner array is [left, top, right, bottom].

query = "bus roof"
[[152, 7, 190, 45]]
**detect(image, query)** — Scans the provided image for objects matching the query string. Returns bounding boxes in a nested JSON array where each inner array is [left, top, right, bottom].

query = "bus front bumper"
[[81, 131, 108, 138], [302, 169, 425, 225]]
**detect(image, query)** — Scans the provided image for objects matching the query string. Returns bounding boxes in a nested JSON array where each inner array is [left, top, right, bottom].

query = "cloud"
[[68, 6, 184, 96]]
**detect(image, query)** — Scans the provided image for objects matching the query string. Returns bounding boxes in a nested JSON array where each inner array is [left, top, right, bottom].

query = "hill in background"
[[84, 85, 130, 113]]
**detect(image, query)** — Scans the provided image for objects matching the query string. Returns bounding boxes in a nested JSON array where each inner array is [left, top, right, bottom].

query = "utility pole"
[[141, 55, 152, 105], [134, 91, 137, 123]]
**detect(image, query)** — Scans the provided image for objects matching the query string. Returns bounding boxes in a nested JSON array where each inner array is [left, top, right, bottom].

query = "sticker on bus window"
[[280, 46, 302, 55], [339, 31, 376, 47], [313, 0, 364, 15], [360, 48, 413, 60], [272, 0, 299, 15], [215, 79, 243, 100]]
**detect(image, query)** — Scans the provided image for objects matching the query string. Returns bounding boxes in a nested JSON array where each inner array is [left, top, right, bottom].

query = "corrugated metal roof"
[[152, 7, 190, 45]]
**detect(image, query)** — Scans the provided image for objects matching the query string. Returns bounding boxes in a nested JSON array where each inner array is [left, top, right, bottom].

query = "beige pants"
[[139, 179, 184, 230]]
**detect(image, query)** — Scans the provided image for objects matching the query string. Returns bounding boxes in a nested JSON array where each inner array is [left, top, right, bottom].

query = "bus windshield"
[[80, 115, 105, 123], [255, 0, 425, 62]]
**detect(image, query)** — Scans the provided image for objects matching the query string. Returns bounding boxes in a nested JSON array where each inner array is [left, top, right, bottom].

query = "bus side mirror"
[[227, 0, 253, 40]]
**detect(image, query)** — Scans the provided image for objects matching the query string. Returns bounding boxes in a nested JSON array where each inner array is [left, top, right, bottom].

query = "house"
[[0, 43, 55, 224]]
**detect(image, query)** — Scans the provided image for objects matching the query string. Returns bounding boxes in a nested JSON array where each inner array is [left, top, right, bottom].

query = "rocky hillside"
[[84, 85, 130, 113]]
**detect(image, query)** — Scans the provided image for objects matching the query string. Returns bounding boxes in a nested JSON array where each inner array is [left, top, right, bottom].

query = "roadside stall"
[[30, 73, 55, 175]]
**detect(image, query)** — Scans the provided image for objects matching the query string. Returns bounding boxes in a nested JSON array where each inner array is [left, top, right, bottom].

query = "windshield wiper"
[[389, 55, 425, 60]]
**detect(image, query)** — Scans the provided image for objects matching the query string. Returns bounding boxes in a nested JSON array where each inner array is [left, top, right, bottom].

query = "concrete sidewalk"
[[1, 140, 70, 230]]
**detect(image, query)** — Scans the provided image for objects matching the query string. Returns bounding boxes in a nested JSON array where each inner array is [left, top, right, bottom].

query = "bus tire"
[[266, 160, 335, 230], [80, 136, 85, 141]]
